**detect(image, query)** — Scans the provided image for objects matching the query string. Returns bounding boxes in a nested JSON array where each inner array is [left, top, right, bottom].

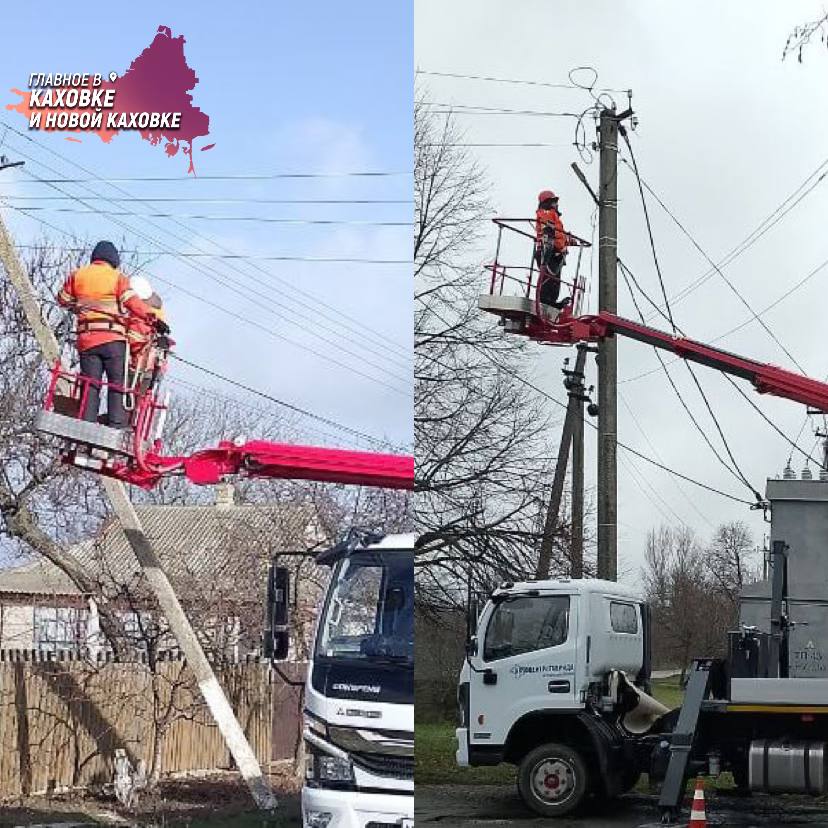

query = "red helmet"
[[538, 189, 557, 203]]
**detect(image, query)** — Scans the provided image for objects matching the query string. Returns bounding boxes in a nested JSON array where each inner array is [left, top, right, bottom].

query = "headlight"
[[317, 754, 354, 783]]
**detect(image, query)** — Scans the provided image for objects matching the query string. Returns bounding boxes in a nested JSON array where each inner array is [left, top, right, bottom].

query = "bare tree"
[[705, 520, 757, 608], [414, 97, 563, 608], [643, 521, 758, 679]]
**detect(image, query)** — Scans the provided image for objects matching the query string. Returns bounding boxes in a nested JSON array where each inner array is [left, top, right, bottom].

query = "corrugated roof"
[[0, 501, 320, 599]]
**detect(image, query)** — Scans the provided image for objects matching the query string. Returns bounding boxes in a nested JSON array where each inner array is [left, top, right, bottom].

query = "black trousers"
[[535, 245, 566, 306], [79, 340, 129, 427]]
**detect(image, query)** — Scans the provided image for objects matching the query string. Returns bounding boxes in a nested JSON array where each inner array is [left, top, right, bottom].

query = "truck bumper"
[[302, 785, 413, 828], [455, 727, 469, 767]]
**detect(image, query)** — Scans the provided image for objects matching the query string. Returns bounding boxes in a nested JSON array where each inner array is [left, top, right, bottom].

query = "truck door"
[[467, 592, 579, 751]]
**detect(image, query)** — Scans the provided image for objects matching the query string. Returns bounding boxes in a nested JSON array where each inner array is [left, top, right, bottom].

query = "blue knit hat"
[[90, 240, 120, 269]]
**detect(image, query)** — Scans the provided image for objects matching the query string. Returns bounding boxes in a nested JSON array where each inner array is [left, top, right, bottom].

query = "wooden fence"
[[0, 650, 302, 798]]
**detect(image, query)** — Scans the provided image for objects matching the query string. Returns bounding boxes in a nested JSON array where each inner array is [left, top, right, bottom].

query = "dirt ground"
[[416, 784, 828, 827], [0, 773, 301, 827]]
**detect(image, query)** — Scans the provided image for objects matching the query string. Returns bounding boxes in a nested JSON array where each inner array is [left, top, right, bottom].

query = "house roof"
[[0, 495, 321, 599]]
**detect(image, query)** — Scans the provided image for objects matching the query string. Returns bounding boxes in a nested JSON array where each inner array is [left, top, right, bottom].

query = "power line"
[[625, 154, 808, 374], [620, 251, 828, 385], [631, 154, 828, 321], [3, 195, 411, 205], [420, 102, 581, 118], [620, 134, 761, 501], [2, 171, 412, 183], [415, 68, 630, 94], [619, 262, 760, 499], [10, 243, 410, 265], [1, 139, 413, 378], [3, 199, 412, 397], [420, 306, 755, 506], [3, 205, 412, 227], [168, 354, 399, 450], [0, 121, 411, 362]]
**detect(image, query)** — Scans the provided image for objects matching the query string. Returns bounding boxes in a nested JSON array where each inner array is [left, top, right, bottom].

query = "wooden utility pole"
[[536, 346, 588, 580], [597, 108, 619, 581], [570, 345, 586, 578], [0, 209, 277, 809]]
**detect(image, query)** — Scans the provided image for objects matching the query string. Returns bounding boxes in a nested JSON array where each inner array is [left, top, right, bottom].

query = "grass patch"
[[416, 722, 515, 785], [650, 675, 684, 710], [415, 675, 688, 786]]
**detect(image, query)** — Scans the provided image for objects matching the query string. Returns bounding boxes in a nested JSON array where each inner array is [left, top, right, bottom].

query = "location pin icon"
[[109, 72, 117, 82]]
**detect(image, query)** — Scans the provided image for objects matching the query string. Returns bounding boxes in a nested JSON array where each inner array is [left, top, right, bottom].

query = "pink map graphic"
[[7, 26, 212, 174]]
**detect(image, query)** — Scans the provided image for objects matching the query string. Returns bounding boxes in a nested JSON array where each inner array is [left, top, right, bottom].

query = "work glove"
[[154, 319, 171, 336]]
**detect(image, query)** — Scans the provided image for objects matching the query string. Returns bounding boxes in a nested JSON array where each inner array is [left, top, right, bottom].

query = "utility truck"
[[267, 531, 414, 828], [458, 543, 828, 821], [463, 217, 828, 821]]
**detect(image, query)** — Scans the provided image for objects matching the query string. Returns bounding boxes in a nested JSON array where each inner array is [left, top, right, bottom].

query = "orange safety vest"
[[535, 208, 568, 254], [127, 302, 166, 366], [58, 261, 144, 351]]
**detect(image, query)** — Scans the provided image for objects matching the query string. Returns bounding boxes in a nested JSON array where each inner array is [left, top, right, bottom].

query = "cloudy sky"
[[1, 1, 412, 451], [416, 0, 828, 583]]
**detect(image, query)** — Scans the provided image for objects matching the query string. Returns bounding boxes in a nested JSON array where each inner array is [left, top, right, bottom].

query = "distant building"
[[0, 484, 326, 660]]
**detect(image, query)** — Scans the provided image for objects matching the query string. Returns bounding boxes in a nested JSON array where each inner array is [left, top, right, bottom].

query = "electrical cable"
[[419, 306, 755, 506], [168, 354, 399, 450], [0, 120, 411, 362], [4, 205, 412, 226], [4, 171, 412, 183], [10, 243, 410, 265], [415, 67, 630, 94], [623, 148, 809, 374], [620, 134, 762, 501], [0, 140, 413, 380], [2, 195, 410, 205], [3, 199, 412, 397]]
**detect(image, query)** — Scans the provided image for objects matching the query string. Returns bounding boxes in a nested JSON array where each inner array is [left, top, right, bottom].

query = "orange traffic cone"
[[688, 776, 707, 827]]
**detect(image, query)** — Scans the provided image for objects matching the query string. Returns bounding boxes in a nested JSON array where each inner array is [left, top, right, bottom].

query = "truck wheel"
[[517, 742, 588, 817]]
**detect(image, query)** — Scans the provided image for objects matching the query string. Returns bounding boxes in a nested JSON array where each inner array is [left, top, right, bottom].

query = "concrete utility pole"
[[0, 210, 277, 810], [597, 108, 619, 581], [536, 346, 588, 580], [570, 345, 586, 578]]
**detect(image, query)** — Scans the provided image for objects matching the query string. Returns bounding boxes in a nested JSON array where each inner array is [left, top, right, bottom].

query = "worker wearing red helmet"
[[535, 190, 573, 309], [57, 241, 167, 427]]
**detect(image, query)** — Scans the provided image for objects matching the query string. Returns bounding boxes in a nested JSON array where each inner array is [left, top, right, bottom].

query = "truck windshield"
[[484, 595, 570, 661], [316, 550, 413, 665]]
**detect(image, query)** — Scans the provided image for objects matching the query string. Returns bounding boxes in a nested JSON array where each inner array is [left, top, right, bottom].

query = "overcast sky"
[[416, 0, 828, 585], [1, 1, 412, 452]]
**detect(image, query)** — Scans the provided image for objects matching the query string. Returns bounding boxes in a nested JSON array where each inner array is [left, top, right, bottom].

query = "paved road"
[[416, 785, 828, 827]]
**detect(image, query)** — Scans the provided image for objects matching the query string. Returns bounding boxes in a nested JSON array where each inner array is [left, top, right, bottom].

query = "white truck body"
[[457, 577, 645, 764], [301, 532, 414, 828]]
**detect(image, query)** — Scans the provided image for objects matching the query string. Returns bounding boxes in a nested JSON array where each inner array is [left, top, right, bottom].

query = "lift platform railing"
[[481, 218, 591, 342], [41, 362, 171, 457]]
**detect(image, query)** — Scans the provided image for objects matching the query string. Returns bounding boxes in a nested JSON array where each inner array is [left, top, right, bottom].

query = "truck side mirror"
[[264, 564, 290, 661], [466, 596, 479, 644]]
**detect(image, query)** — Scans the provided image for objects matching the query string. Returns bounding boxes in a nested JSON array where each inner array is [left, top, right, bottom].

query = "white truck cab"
[[293, 531, 414, 828], [456, 577, 655, 817]]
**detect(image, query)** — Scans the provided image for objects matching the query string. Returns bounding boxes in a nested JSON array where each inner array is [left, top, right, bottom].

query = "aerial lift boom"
[[481, 216, 828, 414]]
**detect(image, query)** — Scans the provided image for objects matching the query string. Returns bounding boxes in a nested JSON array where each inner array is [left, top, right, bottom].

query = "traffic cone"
[[688, 776, 707, 827]]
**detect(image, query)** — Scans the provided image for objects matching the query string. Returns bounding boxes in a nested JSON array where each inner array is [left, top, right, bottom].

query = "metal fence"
[[0, 649, 303, 797]]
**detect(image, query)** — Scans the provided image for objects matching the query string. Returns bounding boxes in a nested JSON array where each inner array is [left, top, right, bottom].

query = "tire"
[[517, 742, 589, 817]]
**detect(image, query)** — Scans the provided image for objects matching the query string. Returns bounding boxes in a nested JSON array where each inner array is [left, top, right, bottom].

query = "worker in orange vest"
[[535, 190, 573, 310], [126, 275, 169, 394], [57, 241, 167, 427]]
